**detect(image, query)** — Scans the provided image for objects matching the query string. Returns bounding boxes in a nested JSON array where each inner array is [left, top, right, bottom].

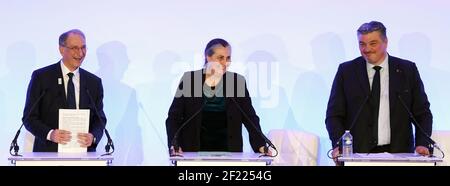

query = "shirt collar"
[[366, 54, 389, 71], [60, 60, 80, 77]]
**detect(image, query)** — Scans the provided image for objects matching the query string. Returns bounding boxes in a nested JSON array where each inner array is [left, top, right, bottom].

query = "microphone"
[[169, 103, 205, 157], [328, 94, 370, 162], [10, 89, 47, 156], [229, 97, 277, 157], [396, 92, 443, 157], [138, 102, 166, 149], [86, 89, 114, 156], [335, 94, 371, 148]]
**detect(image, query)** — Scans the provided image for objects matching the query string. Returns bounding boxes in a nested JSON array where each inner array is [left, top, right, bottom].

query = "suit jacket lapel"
[[389, 55, 401, 118], [355, 58, 370, 96], [191, 70, 204, 118], [54, 61, 67, 109], [79, 69, 89, 109]]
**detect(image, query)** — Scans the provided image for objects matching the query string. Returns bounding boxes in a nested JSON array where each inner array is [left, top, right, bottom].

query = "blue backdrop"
[[1, 0, 449, 165]]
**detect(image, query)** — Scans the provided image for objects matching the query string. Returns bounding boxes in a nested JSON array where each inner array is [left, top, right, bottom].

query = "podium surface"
[[170, 152, 273, 166], [338, 153, 442, 166], [8, 152, 113, 166]]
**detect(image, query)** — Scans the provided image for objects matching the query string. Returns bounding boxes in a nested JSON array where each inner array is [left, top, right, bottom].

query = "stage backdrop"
[[1, 0, 449, 165]]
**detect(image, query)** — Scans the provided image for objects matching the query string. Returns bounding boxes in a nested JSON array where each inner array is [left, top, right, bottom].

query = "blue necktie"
[[67, 72, 76, 109]]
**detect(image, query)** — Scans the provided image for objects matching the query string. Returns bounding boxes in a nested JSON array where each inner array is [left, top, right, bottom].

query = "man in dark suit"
[[22, 29, 106, 152], [166, 38, 269, 156], [326, 21, 432, 161]]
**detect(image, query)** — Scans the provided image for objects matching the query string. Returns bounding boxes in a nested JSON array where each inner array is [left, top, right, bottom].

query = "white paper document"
[[58, 109, 90, 153]]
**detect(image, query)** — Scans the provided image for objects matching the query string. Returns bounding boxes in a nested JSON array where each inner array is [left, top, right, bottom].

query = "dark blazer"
[[22, 62, 106, 152], [166, 69, 265, 152], [326, 55, 432, 153]]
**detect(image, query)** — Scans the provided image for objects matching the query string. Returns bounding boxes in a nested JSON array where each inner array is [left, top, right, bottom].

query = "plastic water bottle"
[[342, 130, 353, 157]]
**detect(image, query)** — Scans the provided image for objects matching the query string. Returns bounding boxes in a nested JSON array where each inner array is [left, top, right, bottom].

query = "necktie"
[[371, 66, 382, 145], [67, 72, 76, 109]]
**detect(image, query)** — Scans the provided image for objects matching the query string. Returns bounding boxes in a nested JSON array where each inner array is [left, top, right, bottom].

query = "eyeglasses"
[[63, 45, 87, 52]]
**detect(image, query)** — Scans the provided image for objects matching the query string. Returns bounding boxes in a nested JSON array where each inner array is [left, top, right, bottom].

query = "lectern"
[[338, 153, 442, 166], [8, 152, 113, 166], [170, 152, 273, 166]]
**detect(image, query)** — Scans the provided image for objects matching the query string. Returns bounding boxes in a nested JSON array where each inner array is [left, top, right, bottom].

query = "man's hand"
[[50, 129, 72, 144], [170, 146, 183, 156], [77, 133, 94, 147], [415, 146, 430, 156], [259, 146, 272, 156], [332, 147, 341, 166]]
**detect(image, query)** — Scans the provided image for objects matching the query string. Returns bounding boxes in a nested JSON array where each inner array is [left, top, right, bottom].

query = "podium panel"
[[8, 152, 113, 166], [338, 153, 442, 166], [170, 152, 273, 166]]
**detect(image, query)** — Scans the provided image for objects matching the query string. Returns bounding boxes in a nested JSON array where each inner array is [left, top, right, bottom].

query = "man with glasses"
[[22, 29, 106, 152]]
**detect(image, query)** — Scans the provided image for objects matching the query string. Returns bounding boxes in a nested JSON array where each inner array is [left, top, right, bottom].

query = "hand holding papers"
[[58, 109, 90, 152]]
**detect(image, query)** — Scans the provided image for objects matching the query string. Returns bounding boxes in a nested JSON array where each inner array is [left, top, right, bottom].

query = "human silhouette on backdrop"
[[96, 41, 143, 165]]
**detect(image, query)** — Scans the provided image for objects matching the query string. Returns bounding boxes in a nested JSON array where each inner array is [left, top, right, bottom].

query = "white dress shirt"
[[366, 55, 391, 146], [60, 61, 80, 109], [46, 61, 81, 141]]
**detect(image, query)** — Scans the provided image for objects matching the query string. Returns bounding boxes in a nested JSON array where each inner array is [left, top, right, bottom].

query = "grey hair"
[[357, 21, 387, 40], [59, 29, 86, 46], [204, 38, 230, 64]]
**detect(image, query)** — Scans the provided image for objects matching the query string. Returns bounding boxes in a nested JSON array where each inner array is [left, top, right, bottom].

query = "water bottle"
[[341, 130, 353, 157]]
